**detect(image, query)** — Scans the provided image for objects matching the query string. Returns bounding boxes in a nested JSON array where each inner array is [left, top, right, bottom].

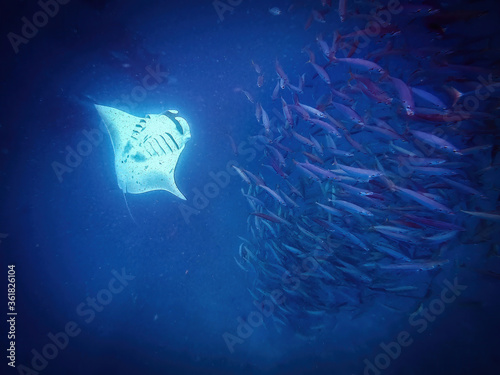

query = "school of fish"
[[232, 0, 499, 337]]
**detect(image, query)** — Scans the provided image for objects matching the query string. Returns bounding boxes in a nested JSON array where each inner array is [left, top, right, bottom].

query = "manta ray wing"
[[95, 104, 191, 200]]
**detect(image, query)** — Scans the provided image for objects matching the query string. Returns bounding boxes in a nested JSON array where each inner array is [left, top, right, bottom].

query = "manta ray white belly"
[[95, 104, 191, 200]]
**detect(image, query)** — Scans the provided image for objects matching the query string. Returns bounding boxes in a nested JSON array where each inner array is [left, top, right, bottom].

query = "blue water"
[[1, 0, 500, 374]]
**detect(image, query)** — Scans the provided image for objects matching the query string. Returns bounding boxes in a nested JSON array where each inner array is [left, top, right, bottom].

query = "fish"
[[229, 3, 494, 337], [275, 59, 289, 86], [410, 130, 462, 154], [269, 7, 281, 16], [460, 211, 500, 222], [390, 76, 415, 116], [232, 165, 251, 185], [260, 185, 287, 206], [393, 186, 454, 215], [336, 162, 383, 180], [379, 259, 449, 271], [331, 199, 374, 216], [338, 0, 347, 22], [95, 105, 191, 200]]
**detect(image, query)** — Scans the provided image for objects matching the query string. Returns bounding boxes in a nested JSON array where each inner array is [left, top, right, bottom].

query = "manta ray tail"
[[123, 193, 138, 225]]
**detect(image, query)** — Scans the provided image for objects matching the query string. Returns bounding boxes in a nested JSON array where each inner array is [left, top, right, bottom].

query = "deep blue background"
[[1, 0, 500, 374]]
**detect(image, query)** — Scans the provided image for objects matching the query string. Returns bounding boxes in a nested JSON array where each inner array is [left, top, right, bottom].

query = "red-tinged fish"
[[251, 212, 289, 225], [266, 158, 288, 179], [347, 39, 359, 58], [257, 75, 264, 87], [260, 185, 286, 206], [394, 186, 454, 215], [232, 165, 251, 184], [379, 259, 449, 271], [329, 31, 340, 60], [350, 73, 391, 104], [251, 60, 262, 74], [460, 210, 500, 222], [316, 93, 333, 111], [413, 107, 466, 123], [389, 219, 422, 229], [266, 210, 292, 227], [281, 97, 294, 128], [234, 87, 254, 103], [275, 59, 289, 86], [338, 0, 347, 22], [272, 80, 280, 100], [304, 14, 314, 30], [410, 130, 461, 154], [390, 76, 415, 116]]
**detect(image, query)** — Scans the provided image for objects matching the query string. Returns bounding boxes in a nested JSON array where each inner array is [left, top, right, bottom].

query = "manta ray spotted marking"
[[95, 104, 191, 200]]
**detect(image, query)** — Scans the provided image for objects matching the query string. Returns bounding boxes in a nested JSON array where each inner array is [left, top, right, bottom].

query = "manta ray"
[[95, 105, 191, 200]]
